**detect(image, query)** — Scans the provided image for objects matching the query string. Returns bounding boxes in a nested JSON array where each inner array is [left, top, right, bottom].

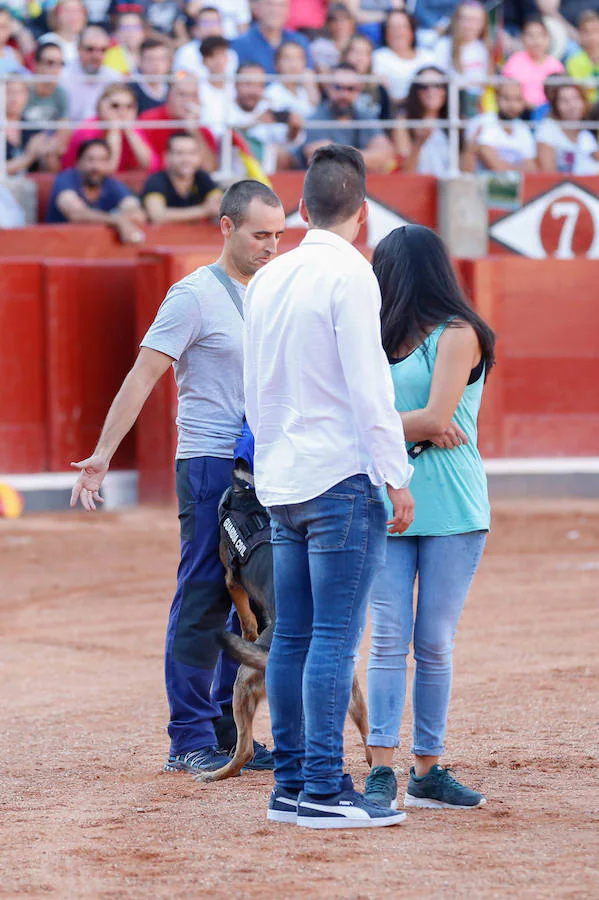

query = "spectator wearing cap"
[[60, 25, 121, 121], [296, 62, 395, 172], [103, 11, 146, 75], [39, 0, 87, 65], [46, 137, 146, 245], [567, 10, 599, 103], [139, 74, 219, 168], [0, 6, 27, 73], [372, 9, 434, 106], [141, 130, 222, 222], [128, 38, 172, 113], [502, 16, 564, 114], [310, 2, 356, 72], [469, 80, 536, 172], [232, 0, 313, 74], [173, 5, 238, 81], [61, 82, 159, 172]]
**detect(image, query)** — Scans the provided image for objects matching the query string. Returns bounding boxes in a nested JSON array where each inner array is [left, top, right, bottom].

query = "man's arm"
[[70, 347, 173, 510], [143, 190, 222, 224], [332, 263, 414, 533]]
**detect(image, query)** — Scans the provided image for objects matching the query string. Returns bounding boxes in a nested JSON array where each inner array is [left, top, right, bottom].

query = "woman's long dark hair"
[[373, 224, 495, 376]]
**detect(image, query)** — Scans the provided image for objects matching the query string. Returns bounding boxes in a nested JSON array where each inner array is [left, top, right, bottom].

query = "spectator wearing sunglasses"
[[296, 62, 395, 172], [394, 65, 449, 176], [60, 25, 121, 121], [22, 42, 69, 159], [61, 83, 159, 173]]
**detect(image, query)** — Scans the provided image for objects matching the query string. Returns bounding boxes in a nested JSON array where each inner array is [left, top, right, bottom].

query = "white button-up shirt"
[[243, 228, 413, 507]]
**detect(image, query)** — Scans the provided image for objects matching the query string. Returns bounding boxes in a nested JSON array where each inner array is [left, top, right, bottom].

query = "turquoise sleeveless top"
[[387, 323, 490, 537]]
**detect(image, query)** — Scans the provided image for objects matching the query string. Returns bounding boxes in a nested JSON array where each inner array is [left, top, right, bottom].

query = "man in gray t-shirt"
[[71, 181, 285, 775]]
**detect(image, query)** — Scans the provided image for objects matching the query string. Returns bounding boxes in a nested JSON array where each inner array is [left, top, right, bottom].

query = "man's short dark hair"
[[200, 35, 229, 57], [76, 138, 110, 161], [303, 144, 366, 228], [140, 37, 168, 54], [35, 41, 62, 63], [166, 130, 198, 152], [219, 180, 282, 227]]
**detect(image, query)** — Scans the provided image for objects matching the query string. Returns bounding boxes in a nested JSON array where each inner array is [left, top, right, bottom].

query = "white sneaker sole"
[[404, 793, 486, 810], [297, 811, 407, 829], [267, 809, 298, 824]]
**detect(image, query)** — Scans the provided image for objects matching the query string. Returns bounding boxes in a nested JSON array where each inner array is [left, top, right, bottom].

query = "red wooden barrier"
[[44, 259, 137, 470], [0, 261, 46, 472], [461, 258, 599, 457]]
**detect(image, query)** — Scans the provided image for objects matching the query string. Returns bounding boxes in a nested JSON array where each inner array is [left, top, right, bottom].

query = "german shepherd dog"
[[194, 462, 371, 784]]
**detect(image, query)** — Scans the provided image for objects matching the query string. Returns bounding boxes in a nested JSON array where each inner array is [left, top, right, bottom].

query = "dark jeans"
[[165, 456, 239, 755], [266, 474, 387, 795]]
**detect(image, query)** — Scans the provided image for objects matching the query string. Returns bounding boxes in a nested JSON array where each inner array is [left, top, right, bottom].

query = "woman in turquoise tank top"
[[364, 225, 496, 811]]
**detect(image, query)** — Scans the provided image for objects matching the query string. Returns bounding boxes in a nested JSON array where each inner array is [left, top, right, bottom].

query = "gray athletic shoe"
[[364, 766, 398, 809], [404, 765, 486, 809]]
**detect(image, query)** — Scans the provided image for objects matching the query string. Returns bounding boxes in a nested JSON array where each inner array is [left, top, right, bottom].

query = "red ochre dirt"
[[1, 500, 598, 899]]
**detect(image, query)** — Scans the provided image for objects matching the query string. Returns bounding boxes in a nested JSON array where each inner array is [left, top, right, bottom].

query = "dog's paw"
[[193, 771, 217, 784]]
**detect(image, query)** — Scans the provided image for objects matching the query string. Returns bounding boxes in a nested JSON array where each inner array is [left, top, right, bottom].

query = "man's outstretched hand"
[[70, 455, 109, 511], [386, 486, 415, 535]]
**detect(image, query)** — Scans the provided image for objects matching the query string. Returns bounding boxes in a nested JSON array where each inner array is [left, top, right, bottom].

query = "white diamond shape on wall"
[[489, 180, 599, 259]]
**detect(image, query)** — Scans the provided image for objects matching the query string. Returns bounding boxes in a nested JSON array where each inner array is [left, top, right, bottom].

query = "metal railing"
[[1, 71, 599, 182]]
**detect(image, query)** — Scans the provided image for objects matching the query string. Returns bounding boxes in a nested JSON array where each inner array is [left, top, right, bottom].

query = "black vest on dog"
[[218, 475, 271, 576]]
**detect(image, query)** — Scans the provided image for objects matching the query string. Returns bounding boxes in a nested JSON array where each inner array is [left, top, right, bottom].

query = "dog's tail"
[[219, 632, 268, 671]]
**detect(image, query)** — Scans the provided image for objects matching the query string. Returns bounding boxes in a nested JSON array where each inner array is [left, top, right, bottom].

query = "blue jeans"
[[367, 532, 486, 756], [165, 457, 239, 755], [267, 474, 387, 795]]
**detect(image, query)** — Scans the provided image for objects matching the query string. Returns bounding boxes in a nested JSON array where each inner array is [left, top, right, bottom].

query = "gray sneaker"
[[364, 766, 398, 809], [405, 765, 486, 809]]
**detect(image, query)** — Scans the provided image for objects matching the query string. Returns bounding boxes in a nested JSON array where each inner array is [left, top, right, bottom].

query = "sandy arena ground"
[[1, 500, 598, 899]]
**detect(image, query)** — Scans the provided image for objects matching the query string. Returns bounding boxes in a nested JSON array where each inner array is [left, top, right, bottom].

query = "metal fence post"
[[447, 74, 461, 178]]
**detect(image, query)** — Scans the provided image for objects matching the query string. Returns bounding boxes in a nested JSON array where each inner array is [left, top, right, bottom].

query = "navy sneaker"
[[364, 766, 398, 809], [297, 774, 407, 830], [240, 741, 275, 772], [163, 746, 232, 774], [404, 765, 486, 809], [267, 785, 300, 824]]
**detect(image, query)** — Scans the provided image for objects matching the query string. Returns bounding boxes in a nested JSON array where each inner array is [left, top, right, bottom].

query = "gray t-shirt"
[[141, 265, 246, 459]]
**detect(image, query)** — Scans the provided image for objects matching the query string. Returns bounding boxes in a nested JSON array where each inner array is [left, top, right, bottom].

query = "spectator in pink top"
[[61, 83, 160, 173], [502, 16, 564, 112]]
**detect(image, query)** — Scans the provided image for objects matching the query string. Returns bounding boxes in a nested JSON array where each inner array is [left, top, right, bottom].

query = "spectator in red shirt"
[[138, 74, 219, 170], [61, 83, 160, 173]]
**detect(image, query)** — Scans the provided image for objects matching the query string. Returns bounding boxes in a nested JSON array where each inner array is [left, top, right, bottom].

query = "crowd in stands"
[[2, 0, 599, 229]]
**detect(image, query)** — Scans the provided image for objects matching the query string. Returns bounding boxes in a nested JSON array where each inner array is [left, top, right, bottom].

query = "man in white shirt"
[[60, 26, 121, 121], [244, 144, 414, 830]]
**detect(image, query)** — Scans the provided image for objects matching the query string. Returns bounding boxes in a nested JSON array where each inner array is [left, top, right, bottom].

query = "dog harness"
[[218, 479, 271, 576]]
